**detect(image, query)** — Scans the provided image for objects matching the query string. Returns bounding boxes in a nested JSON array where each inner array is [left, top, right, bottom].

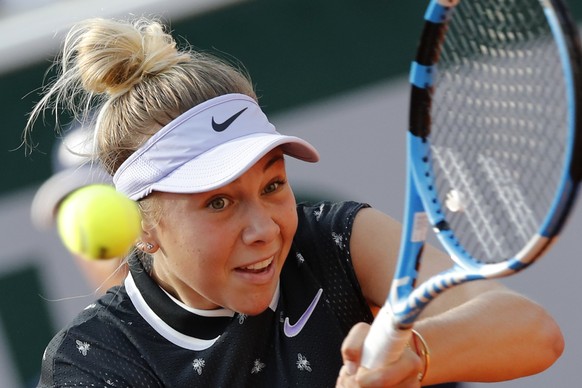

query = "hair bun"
[[69, 18, 185, 96]]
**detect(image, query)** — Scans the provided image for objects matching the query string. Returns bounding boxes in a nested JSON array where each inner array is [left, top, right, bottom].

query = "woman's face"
[[146, 149, 298, 315]]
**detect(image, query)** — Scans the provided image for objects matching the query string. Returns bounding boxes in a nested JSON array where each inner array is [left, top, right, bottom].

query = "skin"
[[138, 147, 564, 387], [142, 149, 296, 315]]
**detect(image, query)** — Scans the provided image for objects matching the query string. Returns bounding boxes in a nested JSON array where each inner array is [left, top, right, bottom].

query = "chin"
[[235, 289, 278, 316]]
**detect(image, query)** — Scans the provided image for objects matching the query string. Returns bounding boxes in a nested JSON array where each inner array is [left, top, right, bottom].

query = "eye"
[[207, 197, 230, 210], [264, 179, 286, 194]]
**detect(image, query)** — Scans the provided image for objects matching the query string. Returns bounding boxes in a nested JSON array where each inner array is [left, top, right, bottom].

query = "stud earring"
[[137, 242, 155, 252]]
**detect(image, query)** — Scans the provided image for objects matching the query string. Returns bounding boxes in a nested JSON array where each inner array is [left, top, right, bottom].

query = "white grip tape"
[[361, 306, 413, 369]]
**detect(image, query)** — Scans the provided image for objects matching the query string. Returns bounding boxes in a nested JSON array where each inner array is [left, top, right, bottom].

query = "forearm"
[[349, 210, 563, 385], [414, 289, 563, 385]]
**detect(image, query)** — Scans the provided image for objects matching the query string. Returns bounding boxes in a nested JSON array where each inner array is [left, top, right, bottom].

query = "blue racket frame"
[[389, 0, 582, 329]]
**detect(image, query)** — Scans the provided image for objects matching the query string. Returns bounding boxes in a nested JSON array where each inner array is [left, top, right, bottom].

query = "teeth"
[[242, 257, 273, 271]]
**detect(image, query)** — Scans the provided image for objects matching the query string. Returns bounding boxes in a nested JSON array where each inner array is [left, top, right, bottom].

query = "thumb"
[[341, 322, 372, 373]]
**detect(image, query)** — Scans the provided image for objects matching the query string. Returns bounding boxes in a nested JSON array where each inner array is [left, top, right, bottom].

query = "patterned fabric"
[[38, 201, 375, 387]]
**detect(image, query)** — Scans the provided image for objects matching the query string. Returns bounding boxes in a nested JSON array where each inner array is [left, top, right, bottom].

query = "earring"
[[137, 242, 155, 252]]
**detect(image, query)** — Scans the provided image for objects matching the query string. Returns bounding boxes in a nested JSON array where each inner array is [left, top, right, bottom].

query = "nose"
[[241, 203, 280, 245]]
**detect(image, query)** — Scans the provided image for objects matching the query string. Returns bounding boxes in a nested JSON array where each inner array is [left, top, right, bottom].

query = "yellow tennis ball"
[[56, 184, 141, 260]]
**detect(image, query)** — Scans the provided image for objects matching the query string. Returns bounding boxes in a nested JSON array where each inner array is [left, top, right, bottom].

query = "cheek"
[[172, 230, 225, 268], [156, 221, 214, 270], [277, 196, 299, 242], [167, 238, 227, 293]]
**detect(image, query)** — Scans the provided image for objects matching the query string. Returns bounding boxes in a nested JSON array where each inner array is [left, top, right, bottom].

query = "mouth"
[[237, 256, 274, 273]]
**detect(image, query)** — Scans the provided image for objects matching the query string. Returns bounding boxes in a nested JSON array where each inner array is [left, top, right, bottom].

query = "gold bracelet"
[[411, 329, 430, 382]]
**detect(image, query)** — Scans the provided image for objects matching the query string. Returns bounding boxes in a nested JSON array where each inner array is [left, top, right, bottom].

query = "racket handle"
[[361, 306, 412, 369]]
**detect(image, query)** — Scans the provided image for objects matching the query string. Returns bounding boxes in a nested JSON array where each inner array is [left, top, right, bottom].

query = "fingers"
[[341, 322, 371, 367], [336, 364, 358, 388], [338, 322, 424, 387]]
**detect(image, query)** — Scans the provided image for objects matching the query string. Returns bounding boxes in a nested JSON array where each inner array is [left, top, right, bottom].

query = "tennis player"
[[25, 17, 563, 387]]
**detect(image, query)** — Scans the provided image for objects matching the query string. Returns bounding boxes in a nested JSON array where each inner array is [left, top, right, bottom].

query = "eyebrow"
[[263, 153, 285, 171], [226, 153, 285, 187]]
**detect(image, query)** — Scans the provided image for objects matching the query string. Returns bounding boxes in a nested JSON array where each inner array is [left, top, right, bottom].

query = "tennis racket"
[[362, 0, 582, 370]]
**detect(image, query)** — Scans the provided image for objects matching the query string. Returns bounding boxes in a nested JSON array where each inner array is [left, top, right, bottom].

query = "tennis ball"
[[56, 184, 141, 260]]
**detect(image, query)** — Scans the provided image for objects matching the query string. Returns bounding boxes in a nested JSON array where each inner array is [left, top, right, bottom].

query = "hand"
[[336, 322, 423, 387]]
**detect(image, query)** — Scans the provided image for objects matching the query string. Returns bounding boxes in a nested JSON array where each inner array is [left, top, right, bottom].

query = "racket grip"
[[361, 306, 412, 369]]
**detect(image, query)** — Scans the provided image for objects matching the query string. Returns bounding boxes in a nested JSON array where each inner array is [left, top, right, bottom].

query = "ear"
[[140, 217, 159, 239], [138, 220, 160, 253]]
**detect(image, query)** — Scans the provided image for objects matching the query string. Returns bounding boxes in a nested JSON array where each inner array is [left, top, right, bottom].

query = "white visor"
[[114, 94, 319, 200]]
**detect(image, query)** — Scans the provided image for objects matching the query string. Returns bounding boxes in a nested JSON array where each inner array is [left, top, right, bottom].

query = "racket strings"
[[428, 0, 569, 263]]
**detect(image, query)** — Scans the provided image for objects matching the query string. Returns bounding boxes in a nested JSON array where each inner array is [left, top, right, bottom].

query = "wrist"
[[410, 328, 431, 382]]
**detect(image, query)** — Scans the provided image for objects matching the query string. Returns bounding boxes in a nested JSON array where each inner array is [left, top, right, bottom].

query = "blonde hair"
[[25, 17, 256, 176]]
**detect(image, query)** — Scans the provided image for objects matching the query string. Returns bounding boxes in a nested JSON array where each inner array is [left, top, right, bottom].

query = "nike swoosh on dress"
[[211, 107, 248, 132], [283, 288, 323, 338]]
